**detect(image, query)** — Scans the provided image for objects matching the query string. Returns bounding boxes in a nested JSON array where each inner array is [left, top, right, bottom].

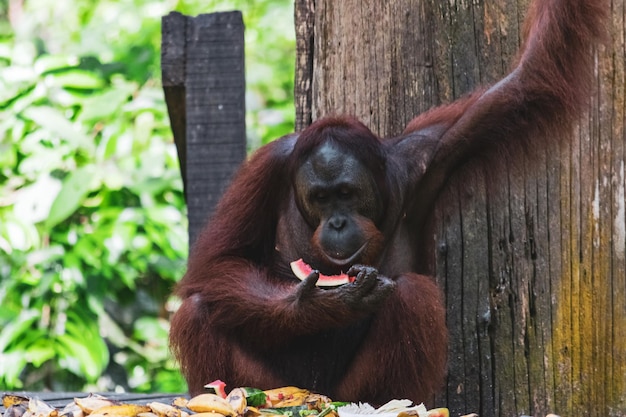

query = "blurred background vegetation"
[[0, 0, 295, 393]]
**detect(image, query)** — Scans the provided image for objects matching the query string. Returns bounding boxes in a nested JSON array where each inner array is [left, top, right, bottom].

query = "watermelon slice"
[[204, 379, 227, 398], [290, 258, 355, 287]]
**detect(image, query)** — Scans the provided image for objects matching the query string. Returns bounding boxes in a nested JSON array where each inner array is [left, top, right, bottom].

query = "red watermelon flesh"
[[204, 379, 227, 398], [290, 258, 354, 287]]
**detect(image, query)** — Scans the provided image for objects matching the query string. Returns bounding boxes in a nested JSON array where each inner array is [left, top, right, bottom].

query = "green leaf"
[[56, 335, 88, 378], [133, 317, 167, 342], [45, 69, 104, 89], [0, 351, 27, 388], [79, 85, 134, 122], [66, 310, 110, 368], [34, 55, 78, 74], [21, 106, 88, 145], [45, 165, 98, 228], [56, 325, 108, 381], [25, 343, 56, 367], [0, 309, 39, 352], [25, 245, 65, 266]]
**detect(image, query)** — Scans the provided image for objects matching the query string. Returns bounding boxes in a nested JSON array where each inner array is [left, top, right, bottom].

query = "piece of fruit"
[[147, 402, 181, 417], [240, 388, 266, 408], [27, 399, 58, 417], [426, 408, 449, 417], [205, 380, 228, 399], [290, 259, 354, 287], [2, 395, 29, 408], [193, 413, 229, 417], [89, 404, 151, 417], [4, 403, 28, 417], [304, 395, 333, 411], [74, 395, 119, 414], [171, 398, 189, 409], [187, 394, 236, 417], [225, 388, 246, 415], [60, 403, 84, 417], [263, 387, 310, 408]]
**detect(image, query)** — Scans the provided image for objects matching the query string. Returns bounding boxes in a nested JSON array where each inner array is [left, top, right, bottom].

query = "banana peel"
[[74, 395, 119, 415], [2, 395, 29, 417], [171, 398, 189, 409], [187, 394, 235, 417], [2, 395, 29, 409], [147, 402, 182, 417], [192, 413, 229, 417], [60, 403, 85, 417], [3, 403, 28, 417], [27, 398, 59, 417], [225, 389, 246, 416], [426, 409, 449, 417], [89, 404, 151, 417]]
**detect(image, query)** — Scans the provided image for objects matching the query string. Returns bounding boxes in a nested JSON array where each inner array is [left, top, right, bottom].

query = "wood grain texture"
[[296, 0, 626, 415], [162, 11, 246, 247]]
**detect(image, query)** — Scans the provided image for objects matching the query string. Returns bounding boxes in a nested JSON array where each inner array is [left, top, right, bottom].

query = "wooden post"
[[161, 11, 246, 247], [295, 0, 626, 416]]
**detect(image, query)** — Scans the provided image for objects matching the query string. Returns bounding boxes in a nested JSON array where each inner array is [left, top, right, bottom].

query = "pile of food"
[[1, 382, 451, 417]]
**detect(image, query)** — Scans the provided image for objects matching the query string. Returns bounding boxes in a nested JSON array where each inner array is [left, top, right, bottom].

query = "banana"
[[74, 395, 119, 414], [263, 387, 310, 408], [60, 403, 84, 417], [28, 398, 59, 417], [426, 409, 450, 417], [2, 394, 29, 417], [89, 404, 151, 417], [187, 394, 236, 416], [225, 388, 247, 415], [2, 395, 29, 408], [192, 413, 229, 417], [147, 402, 181, 417], [171, 398, 189, 409]]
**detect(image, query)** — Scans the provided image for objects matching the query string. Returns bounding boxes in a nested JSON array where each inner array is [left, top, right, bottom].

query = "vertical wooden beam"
[[162, 11, 187, 195], [162, 11, 246, 248], [294, 0, 315, 131]]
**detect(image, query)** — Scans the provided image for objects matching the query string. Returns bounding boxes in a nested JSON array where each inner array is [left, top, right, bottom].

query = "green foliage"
[[0, 0, 294, 392]]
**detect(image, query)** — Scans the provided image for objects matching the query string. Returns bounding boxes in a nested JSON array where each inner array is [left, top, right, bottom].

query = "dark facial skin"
[[294, 142, 383, 267]]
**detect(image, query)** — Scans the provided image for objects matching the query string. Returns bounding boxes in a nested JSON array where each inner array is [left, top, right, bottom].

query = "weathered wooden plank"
[[591, 49, 610, 414], [432, 205, 448, 410], [508, 153, 532, 415], [162, 11, 188, 195], [183, 11, 246, 247], [432, 184, 465, 414], [161, 12, 187, 88], [459, 170, 492, 417], [294, 0, 314, 131], [554, 130, 574, 415], [491, 162, 518, 417], [545, 135, 563, 414], [162, 11, 246, 247], [607, 1, 626, 409], [524, 141, 554, 415]]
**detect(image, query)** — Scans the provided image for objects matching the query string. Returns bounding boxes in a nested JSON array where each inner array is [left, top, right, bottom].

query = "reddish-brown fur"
[[170, 0, 606, 406]]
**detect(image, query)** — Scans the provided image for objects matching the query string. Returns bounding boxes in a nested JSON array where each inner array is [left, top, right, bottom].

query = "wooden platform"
[[0, 392, 186, 412]]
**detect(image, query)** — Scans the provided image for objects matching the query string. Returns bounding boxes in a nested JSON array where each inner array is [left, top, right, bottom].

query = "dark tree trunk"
[[295, 1, 626, 416]]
